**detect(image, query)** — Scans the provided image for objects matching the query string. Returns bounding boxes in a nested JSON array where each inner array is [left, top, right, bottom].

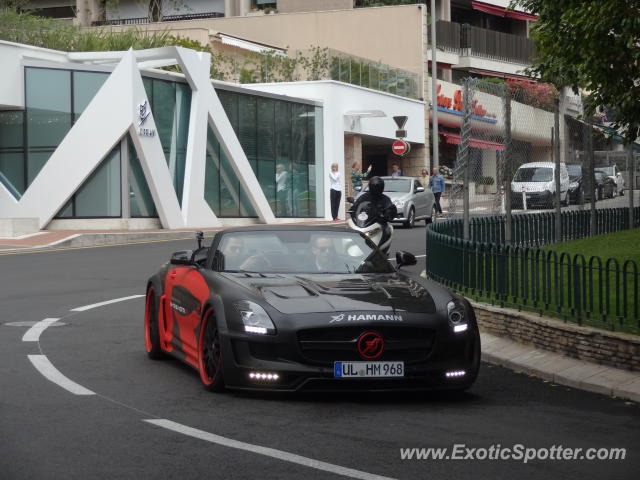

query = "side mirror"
[[395, 251, 417, 268], [415, 186, 425, 193], [170, 250, 194, 266], [355, 185, 362, 192], [346, 196, 355, 204]]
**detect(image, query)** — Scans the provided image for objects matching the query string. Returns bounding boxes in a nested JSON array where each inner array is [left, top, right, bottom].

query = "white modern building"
[[0, 40, 425, 230]]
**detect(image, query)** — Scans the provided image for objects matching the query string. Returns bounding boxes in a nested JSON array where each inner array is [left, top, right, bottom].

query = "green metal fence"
[[426, 207, 640, 334]]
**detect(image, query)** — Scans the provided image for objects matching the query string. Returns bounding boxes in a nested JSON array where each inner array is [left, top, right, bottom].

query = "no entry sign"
[[392, 140, 410, 156]]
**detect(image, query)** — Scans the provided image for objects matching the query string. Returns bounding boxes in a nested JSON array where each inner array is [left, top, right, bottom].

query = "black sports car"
[[144, 226, 480, 392]]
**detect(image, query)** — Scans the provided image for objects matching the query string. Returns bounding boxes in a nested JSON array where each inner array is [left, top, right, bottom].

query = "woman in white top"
[[328, 162, 342, 221]]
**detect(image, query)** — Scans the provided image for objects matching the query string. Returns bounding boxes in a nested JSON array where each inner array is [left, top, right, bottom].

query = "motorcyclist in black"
[[348, 176, 397, 222]]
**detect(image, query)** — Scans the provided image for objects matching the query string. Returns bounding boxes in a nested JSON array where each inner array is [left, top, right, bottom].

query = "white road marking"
[[22, 318, 61, 342], [144, 419, 396, 480], [27, 355, 95, 395], [70, 294, 144, 312]]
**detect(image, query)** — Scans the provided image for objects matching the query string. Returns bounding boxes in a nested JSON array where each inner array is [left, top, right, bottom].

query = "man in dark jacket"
[[349, 176, 397, 223]]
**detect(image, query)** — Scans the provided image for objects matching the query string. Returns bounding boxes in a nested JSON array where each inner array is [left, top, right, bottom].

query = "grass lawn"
[[551, 228, 640, 266], [456, 228, 640, 335]]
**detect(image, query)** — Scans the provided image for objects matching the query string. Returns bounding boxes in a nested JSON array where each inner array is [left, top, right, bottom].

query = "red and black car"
[[144, 226, 480, 392]]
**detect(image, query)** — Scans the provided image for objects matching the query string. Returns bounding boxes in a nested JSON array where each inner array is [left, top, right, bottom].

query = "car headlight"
[[235, 300, 276, 335], [447, 300, 467, 333], [364, 226, 381, 238], [394, 200, 405, 208], [569, 182, 578, 190]]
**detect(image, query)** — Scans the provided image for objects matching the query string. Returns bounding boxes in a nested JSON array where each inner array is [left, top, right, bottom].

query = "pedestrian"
[[391, 163, 402, 177], [275, 163, 290, 216], [428, 167, 445, 216], [350, 161, 372, 194], [329, 162, 342, 221], [420, 168, 429, 186]]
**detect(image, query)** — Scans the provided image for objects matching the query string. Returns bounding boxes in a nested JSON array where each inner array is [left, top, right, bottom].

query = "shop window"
[[73, 71, 108, 122], [129, 136, 158, 217], [26, 68, 72, 186], [0, 111, 25, 197], [54, 144, 121, 218]]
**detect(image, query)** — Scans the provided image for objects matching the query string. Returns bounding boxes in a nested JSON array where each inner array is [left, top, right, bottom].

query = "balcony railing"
[[429, 20, 536, 65], [92, 11, 224, 26]]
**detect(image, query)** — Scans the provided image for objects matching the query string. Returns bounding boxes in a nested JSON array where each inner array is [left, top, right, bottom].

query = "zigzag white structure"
[[0, 43, 276, 229]]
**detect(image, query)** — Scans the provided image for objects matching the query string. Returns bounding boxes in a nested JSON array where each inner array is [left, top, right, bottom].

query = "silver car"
[[357, 176, 436, 228]]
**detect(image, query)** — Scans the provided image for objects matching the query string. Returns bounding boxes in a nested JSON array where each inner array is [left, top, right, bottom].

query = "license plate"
[[334, 361, 404, 378]]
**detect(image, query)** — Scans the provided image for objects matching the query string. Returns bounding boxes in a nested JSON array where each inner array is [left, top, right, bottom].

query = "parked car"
[[356, 176, 436, 228], [510, 162, 570, 209], [584, 170, 616, 201], [595, 165, 625, 197], [566, 164, 585, 204]]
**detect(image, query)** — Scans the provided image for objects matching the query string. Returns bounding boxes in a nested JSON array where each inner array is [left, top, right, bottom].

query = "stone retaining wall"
[[471, 301, 640, 371]]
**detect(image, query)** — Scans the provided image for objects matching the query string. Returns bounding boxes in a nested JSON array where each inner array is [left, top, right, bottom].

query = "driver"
[[348, 176, 397, 222], [310, 236, 343, 272], [221, 236, 247, 270]]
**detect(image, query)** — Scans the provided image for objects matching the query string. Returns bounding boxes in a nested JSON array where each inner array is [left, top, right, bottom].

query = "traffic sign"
[[392, 140, 410, 156]]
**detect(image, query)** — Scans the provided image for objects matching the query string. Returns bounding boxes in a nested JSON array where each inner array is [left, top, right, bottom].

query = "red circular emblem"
[[357, 331, 384, 360]]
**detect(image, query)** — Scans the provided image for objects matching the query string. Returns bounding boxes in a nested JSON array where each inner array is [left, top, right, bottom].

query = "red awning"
[[441, 132, 504, 151], [471, 1, 538, 21]]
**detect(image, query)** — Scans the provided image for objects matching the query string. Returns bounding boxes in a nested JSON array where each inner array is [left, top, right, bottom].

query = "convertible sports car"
[[144, 226, 480, 392]]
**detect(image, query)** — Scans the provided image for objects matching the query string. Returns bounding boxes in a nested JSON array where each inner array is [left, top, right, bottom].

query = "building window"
[[143, 77, 191, 206], [129, 135, 157, 218], [26, 68, 73, 187], [0, 111, 25, 198]]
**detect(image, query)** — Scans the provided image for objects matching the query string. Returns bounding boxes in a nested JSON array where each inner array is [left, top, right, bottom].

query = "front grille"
[[297, 326, 435, 365]]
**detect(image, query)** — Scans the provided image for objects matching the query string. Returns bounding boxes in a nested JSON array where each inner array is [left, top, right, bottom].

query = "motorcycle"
[[346, 195, 394, 255]]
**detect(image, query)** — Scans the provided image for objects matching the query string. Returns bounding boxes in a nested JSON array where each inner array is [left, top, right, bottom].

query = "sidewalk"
[[0, 220, 342, 252], [481, 331, 640, 402]]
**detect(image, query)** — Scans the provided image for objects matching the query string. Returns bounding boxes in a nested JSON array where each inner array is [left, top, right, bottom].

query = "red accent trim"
[[440, 132, 505, 151], [159, 294, 172, 352], [471, 1, 538, 21], [144, 287, 154, 353]]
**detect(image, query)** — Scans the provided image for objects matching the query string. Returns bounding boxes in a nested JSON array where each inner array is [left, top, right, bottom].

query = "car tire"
[[404, 207, 415, 229], [426, 204, 436, 224], [198, 307, 225, 392], [144, 286, 163, 360]]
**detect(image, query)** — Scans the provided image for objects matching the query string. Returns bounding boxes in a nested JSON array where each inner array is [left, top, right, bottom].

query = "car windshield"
[[513, 167, 553, 182], [216, 230, 395, 274], [594, 171, 605, 181], [567, 164, 581, 178], [596, 167, 614, 176], [365, 178, 412, 193]]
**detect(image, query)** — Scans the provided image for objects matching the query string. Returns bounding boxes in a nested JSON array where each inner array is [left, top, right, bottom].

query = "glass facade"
[[143, 78, 191, 206], [206, 89, 322, 218], [0, 64, 323, 221]]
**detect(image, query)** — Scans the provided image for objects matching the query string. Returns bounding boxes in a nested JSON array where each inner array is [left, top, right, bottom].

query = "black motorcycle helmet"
[[368, 176, 385, 196]]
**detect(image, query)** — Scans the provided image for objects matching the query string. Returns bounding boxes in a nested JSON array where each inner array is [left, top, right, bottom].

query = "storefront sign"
[[138, 100, 156, 137], [435, 85, 497, 123]]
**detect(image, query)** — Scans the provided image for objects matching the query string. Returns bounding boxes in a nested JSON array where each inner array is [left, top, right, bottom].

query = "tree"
[[513, 0, 640, 142]]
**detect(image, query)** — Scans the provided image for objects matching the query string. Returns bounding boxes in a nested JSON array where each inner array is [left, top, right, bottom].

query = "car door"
[[413, 179, 428, 218], [163, 261, 211, 368]]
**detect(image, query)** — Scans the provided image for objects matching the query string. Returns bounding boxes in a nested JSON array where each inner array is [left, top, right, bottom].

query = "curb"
[[481, 331, 640, 403], [0, 220, 346, 252]]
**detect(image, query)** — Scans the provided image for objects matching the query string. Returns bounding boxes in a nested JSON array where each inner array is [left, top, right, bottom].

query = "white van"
[[511, 162, 570, 208]]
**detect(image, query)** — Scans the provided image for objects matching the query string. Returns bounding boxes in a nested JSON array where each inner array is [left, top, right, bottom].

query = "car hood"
[[384, 191, 411, 201], [220, 272, 437, 314]]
